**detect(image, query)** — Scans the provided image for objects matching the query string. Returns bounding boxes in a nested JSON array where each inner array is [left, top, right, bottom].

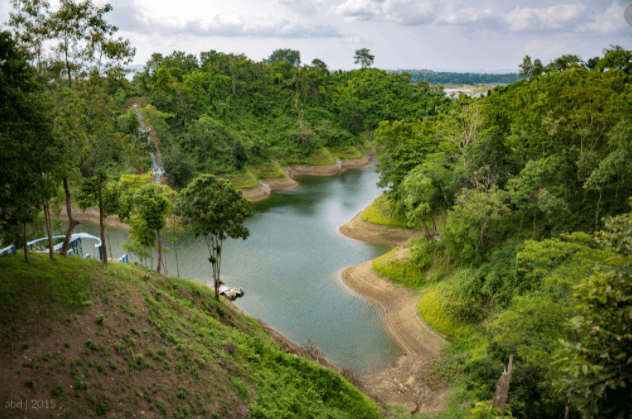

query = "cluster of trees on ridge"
[[386, 69, 519, 85], [372, 44, 632, 418]]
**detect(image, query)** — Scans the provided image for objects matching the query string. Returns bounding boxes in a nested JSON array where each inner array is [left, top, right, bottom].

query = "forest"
[[1, 0, 632, 416], [371, 44, 632, 418], [385, 69, 519, 85]]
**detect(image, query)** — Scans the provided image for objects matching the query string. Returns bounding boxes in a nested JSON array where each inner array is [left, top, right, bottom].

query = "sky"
[[2, 0, 632, 72]]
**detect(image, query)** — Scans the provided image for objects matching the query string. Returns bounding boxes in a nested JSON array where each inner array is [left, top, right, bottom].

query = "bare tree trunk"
[[421, 218, 432, 243], [44, 201, 54, 260], [595, 188, 603, 229], [106, 229, 112, 259], [174, 239, 180, 278], [492, 355, 513, 414], [22, 223, 30, 264], [60, 177, 80, 255], [97, 178, 107, 264], [156, 229, 162, 274]]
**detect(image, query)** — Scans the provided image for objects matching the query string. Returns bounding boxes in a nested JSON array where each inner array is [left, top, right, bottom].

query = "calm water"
[[68, 163, 403, 375]]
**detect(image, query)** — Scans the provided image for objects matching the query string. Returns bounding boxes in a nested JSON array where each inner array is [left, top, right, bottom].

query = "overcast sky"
[[2, 0, 632, 72]]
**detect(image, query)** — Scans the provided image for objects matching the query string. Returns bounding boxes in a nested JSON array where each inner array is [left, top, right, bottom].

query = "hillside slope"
[[0, 254, 383, 419]]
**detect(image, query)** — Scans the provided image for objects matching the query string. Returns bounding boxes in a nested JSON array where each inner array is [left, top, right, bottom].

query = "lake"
[[67, 162, 403, 375]]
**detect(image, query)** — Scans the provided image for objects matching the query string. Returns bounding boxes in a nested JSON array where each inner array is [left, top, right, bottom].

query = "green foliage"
[[387, 70, 518, 85], [361, 195, 407, 227], [372, 248, 425, 288], [465, 401, 513, 419], [554, 211, 632, 418], [354, 48, 375, 68], [176, 174, 253, 299]]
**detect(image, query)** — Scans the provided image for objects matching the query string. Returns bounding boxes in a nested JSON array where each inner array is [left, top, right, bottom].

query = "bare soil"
[[340, 204, 451, 415]]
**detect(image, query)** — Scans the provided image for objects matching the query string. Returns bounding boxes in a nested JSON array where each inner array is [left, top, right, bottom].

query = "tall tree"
[[9, 0, 135, 256], [176, 175, 253, 300], [354, 48, 374, 68], [265, 48, 301, 67], [0, 31, 57, 263]]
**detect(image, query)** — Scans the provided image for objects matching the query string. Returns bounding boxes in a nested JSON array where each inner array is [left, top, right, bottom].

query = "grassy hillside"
[[0, 254, 383, 419]]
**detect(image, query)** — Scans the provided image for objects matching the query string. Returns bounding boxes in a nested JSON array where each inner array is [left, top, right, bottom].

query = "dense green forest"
[[385, 69, 519, 85], [127, 51, 449, 187], [2, 0, 632, 417], [372, 45, 632, 418]]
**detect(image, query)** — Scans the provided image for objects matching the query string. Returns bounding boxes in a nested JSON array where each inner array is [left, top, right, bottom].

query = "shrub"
[[52, 383, 64, 397], [85, 339, 99, 351], [95, 396, 110, 416], [96, 314, 106, 326]]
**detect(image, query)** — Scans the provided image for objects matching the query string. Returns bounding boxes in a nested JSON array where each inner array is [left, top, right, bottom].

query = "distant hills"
[[385, 69, 519, 85]]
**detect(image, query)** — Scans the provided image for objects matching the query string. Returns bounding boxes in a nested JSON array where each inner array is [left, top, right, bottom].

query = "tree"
[[354, 48, 374, 68], [0, 31, 57, 263], [400, 168, 435, 241], [265, 49, 301, 67], [555, 209, 632, 418], [311, 58, 328, 72], [137, 183, 174, 274], [518, 55, 533, 80], [176, 175, 253, 300], [9, 0, 136, 257], [509, 157, 567, 232]]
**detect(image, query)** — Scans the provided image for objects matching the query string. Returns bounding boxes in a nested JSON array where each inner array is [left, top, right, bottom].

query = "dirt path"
[[339, 204, 449, 414]]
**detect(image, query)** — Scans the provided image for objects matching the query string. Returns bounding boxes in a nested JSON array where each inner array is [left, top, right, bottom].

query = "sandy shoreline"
[[61, 152, 375, 228], [339, 205, 448, 413]]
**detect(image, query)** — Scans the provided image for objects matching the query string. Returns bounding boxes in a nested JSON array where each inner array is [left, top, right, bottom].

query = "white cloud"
[[533, 4, 586, 28], [106, 0, 343, 38], [334, 0, 384, 21], [579, 1, 627, 33], [333, 0, 435, 25], [507, 3, 587, 32]]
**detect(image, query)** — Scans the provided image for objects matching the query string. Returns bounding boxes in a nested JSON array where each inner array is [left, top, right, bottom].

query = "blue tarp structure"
[[0, 233, 129, 263]]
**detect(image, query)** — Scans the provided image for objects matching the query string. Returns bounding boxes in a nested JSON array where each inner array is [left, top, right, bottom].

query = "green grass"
[[328, 145, 364, 160], [372, 247, 425, 288], [246, 162, 286, 180], [287, 148, 336, 166], [0, 252, 383, 419], [362, 195, 408, 228], [417, 282, 487, 358], [218, 168, 259, 189]]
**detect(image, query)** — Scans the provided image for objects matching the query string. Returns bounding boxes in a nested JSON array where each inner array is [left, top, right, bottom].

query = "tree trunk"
[[44, 201, 54, 260], [421, 218, 432, 242], [22, 223, 30, 264], [431, 217, 437, 235], [532, 207, 537, 233], [519, 212, 525, 230], [479, 220, 487, 246], [156, 229, 162, 274], [492, 355, 513, 414], [60, 177, 80, 255], [174, 240, 180, 278], [97, 178, 107, 264], [595, 188, 603, 229], [107, 229, 112, 259]]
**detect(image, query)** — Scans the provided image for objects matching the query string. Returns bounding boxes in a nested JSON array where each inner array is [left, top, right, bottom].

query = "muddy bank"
[[285, 153, 374, 178], [246, 152, 374, 203], [339, 203, 424, 245], [339, 203, 449, 414], [59, 207, 131, 231]]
